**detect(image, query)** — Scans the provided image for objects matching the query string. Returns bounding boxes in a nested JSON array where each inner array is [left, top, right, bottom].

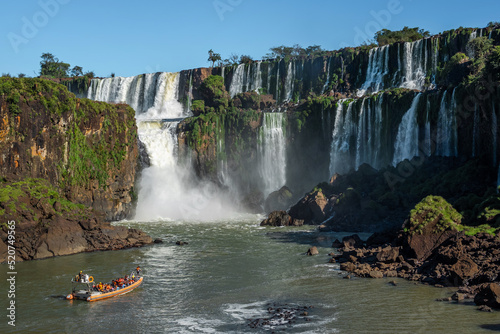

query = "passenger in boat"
[[136, 266, 141, 276]]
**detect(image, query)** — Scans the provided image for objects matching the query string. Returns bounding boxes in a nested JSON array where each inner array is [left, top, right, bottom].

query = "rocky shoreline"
[[331, 226, 500, 310]]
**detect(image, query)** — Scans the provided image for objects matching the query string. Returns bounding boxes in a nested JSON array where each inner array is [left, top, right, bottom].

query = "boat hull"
[[68, 277, 143, 302]]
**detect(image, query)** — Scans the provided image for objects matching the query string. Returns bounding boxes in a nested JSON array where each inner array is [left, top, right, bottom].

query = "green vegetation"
[[406, 195, 463, 234], [199, 75, 230, 113], [0, 77, 136, 189], [375, 27, 430, 46], [405, 195, 499, 236], [39, 52, 93, 78], [0, 178, 86, 222]]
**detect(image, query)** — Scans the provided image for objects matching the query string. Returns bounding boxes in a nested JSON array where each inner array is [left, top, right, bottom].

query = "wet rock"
[[369, 270, 384, 278], [264, 186, 294, 213], [260, 210, 303, 227], [474, 283, 500, 309], [153, 238, 163, 244], [176, 241, 188, 246], [342, 234, 364, 249], [307, 246, 319, 256], [478, 305, 493, 312], [331, 239, 343, 248], [375, 246, 399, 263]]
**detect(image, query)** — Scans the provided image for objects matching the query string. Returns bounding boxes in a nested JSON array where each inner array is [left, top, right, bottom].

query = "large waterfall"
[[87, 73, 238, 221], [258, 112, 287, 197], [392, 93, 422, 165], [436, 89, 458, 157], [357, 38, 437, 96]]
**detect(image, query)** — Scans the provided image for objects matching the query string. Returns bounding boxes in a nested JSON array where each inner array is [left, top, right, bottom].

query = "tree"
[[374, 27, 430, 46], [239, 55, 253, 64], [17, 73, 26, 78], [84, 71, 95, 78], [229, 53, 239, 65], [40, 52, 70, 77], [71, 66, 83, 77], [208, 49, 222, 68]]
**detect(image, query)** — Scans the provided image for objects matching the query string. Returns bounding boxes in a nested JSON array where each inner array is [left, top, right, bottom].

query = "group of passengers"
[[91, 267, 142, 293]]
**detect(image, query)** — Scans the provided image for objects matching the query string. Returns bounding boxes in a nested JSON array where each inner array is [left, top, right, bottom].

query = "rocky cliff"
[[0, 78, 152, 262]]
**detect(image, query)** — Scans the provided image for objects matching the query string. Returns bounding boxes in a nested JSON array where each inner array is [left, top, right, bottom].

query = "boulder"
[[474, 283, 500, 309], [342, 234, 364, 249], [449, 257, 479, 285], [264, 186, 294, 213], [260, 210, 302, 227], [376, 247, 399, 263], [306, 246, 319, 256]]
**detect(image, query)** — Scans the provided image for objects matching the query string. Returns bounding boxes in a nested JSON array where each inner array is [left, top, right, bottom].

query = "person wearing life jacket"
[[136, 266, 141, 276]]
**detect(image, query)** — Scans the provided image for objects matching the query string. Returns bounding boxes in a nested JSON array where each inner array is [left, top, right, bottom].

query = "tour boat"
[[66, 272, 143, 302]]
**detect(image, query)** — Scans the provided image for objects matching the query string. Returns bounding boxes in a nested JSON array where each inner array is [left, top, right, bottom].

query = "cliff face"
[[0, 78, 152, 262], [0, 78, 138, 220]]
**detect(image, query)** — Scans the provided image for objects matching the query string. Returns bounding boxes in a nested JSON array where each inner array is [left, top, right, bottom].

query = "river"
[[1, 217, 499, 333]]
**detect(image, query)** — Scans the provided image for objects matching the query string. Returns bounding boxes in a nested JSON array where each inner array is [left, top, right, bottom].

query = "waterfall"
[[472, 104, 480, 157], [358, 38, 433, 95], [322, 57, 332, 95], [87, 72, 239, 220], [228, 62, 263, 97], [187, 71, 193, 114], [229, 64, 246, 98], [436, 89, 458, 157], [392, 93, 422, 165], [330, 101, 355, 175], [258, 112, 287, 197], [357, 45, 389, 96], [423, 99, 432, 157], [284, 61, 295, 102], [493, 102, 498, 165], [400, 40, 426, 90]]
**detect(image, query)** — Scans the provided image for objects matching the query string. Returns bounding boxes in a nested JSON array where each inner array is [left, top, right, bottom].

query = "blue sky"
[[1, 0, 499, 77]]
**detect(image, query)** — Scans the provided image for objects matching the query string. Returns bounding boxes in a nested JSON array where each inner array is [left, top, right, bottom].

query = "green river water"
[[1, 217, 499, 333]]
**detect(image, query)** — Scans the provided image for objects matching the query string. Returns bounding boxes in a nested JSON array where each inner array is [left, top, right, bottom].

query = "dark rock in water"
[[306, 246, 319, 256], [474, 283, 500, 309], [247, 303, 313, 329], [477, 305, 493, 312], [260, 210, 303, 227], [331, 239, 343, 248], [176, 241, 188, 246], [264, 186, 294, 213], [241, 190, 264, 214], [342, 234, 364, 249], [154, 238, 163, 244], [138, 138, 151, 169], [288, 189, 333, 225]]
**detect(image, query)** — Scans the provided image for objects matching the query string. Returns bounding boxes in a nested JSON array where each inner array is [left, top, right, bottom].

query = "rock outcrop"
[[0, 78, 152, 262]]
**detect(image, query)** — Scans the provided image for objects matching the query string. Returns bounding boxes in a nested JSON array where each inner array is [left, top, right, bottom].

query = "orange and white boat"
[[66, 271, 143, 302]]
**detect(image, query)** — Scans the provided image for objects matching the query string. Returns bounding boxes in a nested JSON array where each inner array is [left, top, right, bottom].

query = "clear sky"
[[1, 0, 499, 78]]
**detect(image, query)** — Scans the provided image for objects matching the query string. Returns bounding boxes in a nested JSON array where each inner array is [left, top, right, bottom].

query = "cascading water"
[[436, 89, 458, 157], [330, 101, 354, 175], [284, 61, 295, 102], [357, 45, 389, 96], [258, 112, 287, 197], [358, 38, 436, 96], [322, 57, 332, 95], [400, 40, 427, 90], [228, 62, 263, 97], [493, 102, 498, 166], [392, 93, 422, 165], [229, 64, 246, 98], [88, 72, 239, 221]]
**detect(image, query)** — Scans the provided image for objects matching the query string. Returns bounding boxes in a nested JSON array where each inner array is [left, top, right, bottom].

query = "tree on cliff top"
[[208, 49, 222, 68], [40, 53, 70, 78], [375, 27, 430, 46]]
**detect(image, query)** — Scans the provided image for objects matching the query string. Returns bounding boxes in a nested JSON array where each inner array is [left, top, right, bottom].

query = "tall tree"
[[208, 49, 222, 68], [40, 53, 70, 77]]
